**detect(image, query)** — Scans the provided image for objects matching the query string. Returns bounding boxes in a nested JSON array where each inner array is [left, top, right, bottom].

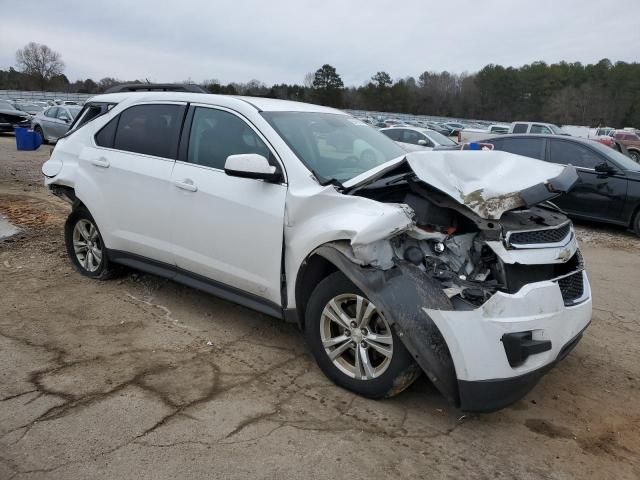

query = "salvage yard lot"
[[0, 134, 639, 479]]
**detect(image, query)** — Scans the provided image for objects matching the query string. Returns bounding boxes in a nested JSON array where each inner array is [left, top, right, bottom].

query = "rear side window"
[[95, 117, 118, 148], [381, 129, 402, 141], [45, 107, 58, 118], [187, 107, 270, 170], [549, 140, 603, 168], [113, 104, 184, 159], [500, 138, 546, 160], [512, 123, 528, 134]]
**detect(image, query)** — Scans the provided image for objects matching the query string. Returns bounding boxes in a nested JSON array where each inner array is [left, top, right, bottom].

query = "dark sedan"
[[0, 99, 31, 132], [481, 134, 640, 233]]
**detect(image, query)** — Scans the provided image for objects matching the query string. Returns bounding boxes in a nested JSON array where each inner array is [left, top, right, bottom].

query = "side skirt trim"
[[108, 249, 284, 319]]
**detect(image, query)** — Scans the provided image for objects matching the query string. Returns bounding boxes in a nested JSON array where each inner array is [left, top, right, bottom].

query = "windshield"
[[425, 130, 457, 146], [68, 106, 81, 118], [261, 112, 406, 183], [591, 140, 640, 171]]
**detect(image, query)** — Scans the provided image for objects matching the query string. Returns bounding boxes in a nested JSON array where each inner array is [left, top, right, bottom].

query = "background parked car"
[[0, 99, 31, 132], [12, 101, 45, 115], [510, 121, 566, 134], [31, 105, 82, 143], [442, 122, 465, 135], [482, 134, 640, 233], [612, 130, 640, 162], [380, 126, 459, 151]]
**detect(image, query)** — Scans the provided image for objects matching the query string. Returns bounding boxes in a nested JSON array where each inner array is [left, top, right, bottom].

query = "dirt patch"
[[525, 418, 575, 439], [0, 194, 66, 229]]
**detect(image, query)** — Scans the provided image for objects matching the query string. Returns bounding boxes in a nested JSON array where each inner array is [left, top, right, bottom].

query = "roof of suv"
[[83, 92, 344, 114]]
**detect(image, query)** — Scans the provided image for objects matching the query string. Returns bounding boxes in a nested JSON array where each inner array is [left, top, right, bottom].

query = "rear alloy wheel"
[[64, 208, 119, 279], [629, 150, 640, 163], [305, 272, 420, 398]]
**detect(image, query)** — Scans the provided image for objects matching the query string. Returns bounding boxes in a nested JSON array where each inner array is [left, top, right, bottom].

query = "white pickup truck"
[[459, 122, 564, 143]]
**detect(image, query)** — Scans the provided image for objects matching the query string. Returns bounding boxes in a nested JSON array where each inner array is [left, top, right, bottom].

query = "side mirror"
[[224, 154, 282, 182], [594, 162, 616, 175], [418, 139, 428, 146], [60, 115, 71, 123]]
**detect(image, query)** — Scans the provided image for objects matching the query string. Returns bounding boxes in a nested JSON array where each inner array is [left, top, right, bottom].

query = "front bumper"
[[457, 324, 587, 412], [425, 272, 592, 411]]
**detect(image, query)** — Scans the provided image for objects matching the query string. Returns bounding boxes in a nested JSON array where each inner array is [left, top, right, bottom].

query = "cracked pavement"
[[1, 134, 639, 479]]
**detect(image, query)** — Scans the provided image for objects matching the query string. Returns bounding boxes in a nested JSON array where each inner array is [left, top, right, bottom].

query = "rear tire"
[[34, 126, 48, 145], [628, 150, 640, 163], [64, 207, 119, 279], [305, 271, 421, 399]]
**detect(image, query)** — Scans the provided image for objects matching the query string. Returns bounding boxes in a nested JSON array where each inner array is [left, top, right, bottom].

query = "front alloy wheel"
[[305, 271, 420, 398], [320, 294, 393, 380]]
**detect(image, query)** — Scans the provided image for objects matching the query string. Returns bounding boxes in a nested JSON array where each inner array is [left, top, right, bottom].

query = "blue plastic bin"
[[15, 127, 43, 151]]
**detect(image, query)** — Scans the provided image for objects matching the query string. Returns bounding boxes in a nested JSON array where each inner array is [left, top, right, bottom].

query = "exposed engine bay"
[[350, 168, 585, 310]]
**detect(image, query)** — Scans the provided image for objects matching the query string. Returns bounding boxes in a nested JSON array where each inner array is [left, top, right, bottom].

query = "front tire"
[[64, 207, 118, 279], [305, 271, 420, 398]]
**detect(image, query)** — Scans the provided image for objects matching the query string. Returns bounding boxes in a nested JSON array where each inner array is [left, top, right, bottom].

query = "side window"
[[95, 116, 119, 148], [187, 107, 270, 170], [500, 138, 545, 160], [113, 104, 184, 159], [401, 129, 424, 145], [549, 140, 603, 168], [382, 129, 402, 141], [512, 123, 528, 134], [57, 108, 71, 121], [45, 107, 58, 118], [530, 124, 551, 134]]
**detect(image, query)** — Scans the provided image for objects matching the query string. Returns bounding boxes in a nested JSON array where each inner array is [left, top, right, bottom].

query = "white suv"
[[43, 92, 592, 412]]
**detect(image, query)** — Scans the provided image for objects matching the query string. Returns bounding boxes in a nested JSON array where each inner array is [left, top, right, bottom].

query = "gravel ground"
[[1, 133, 639, 479]]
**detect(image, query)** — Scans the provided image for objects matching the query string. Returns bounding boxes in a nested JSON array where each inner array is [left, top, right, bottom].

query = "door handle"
[[174, 179, 198, 192], [90, 157, 110, 168]]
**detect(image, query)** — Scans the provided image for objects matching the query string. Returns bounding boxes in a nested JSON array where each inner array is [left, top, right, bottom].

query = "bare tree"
[[15, 42, 65, 90], [303, 71, 315, 88]]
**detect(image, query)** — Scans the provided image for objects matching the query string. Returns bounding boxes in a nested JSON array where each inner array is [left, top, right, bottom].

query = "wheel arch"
[[300, 242, 460, 406]]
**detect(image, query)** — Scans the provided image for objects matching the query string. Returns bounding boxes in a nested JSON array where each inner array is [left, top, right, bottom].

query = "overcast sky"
[[1, 0, 639, 86]]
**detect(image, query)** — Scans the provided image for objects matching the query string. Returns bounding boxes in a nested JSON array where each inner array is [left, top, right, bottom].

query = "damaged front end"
[[315, 151, 591, 412]]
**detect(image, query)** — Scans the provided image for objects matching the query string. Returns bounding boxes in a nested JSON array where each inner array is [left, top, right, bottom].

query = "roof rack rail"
[[104, 83, 207, 94]]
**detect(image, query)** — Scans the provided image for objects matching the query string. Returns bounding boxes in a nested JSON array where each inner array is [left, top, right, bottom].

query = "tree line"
[[3, 42, 639, 127]]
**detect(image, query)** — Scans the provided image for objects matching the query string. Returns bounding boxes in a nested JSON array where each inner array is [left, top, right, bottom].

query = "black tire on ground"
[[304, 271, 421, 399], [633, 210, 640, 236], [64, 207, 119, 280], [34, 126, 48, 145]]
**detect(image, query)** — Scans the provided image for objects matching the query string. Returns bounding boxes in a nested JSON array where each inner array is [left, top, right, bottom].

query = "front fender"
[[314, 244, 459, 406]]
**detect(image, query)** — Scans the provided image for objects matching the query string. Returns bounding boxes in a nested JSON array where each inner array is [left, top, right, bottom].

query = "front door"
[[548, 138, 628, 222], [170, 105, 287, 305]]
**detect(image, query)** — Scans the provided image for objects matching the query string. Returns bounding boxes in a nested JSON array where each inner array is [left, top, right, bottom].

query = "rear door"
[[169, 105, 287, 306], [547, 138, 628, 222], [79, 102, 186, 263]]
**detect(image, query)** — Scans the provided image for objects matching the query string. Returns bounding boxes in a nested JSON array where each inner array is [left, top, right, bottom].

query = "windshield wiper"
[[311, 169, 345, 190]]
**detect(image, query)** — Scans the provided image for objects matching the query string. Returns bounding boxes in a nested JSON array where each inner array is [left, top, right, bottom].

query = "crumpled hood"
[[404, 150, 577, 219]]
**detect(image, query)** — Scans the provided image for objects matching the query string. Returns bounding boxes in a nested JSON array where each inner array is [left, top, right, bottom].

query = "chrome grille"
[[506, 222, 572, 248]]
